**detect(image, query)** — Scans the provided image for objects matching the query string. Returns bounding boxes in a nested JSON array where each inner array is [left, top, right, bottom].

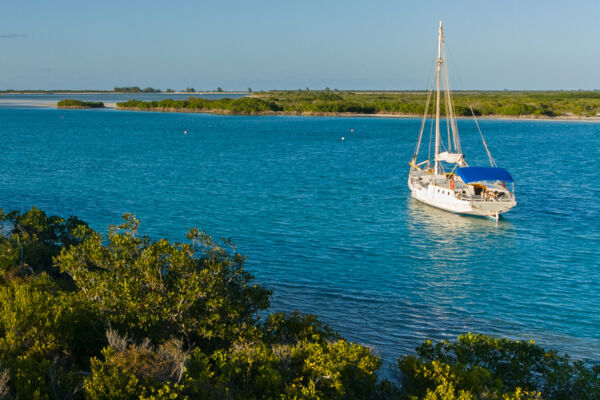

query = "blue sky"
[[0, 0, 599, 90]]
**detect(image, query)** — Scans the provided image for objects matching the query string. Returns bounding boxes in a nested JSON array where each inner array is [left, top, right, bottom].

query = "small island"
[[57, 99, 105, 109]]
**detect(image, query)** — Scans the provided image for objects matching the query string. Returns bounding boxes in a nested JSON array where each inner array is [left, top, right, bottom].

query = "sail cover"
[[435, 152, 464, 164], [456, 167, 514, 183]]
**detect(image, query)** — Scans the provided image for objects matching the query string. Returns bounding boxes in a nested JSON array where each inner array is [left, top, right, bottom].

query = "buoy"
[[350, 129, 354, 133], [341, 137, 345, 141], [184, 130, 188, 134]]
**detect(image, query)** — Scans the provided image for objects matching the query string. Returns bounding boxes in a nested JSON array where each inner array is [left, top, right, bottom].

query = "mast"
[[434, 20, 443, 176]]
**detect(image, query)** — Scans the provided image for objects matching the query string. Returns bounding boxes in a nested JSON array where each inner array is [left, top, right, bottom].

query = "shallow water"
[[0, 107, 598, 369]]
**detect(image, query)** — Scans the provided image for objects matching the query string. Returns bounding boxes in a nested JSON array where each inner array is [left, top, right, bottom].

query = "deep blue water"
[[1, 107, 599, 370]]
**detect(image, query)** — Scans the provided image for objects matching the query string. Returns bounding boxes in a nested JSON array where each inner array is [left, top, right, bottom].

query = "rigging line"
[[436, 52, 447, 153], [470, 106, 496, 167], [441, 45, 459, 153], [443, 41, 463, 154], [428, 108, 434, 165], [445, 68, 460, 153], [413, 59, 437, 161], [425, 33, 437, 168], [444, 75, 452, 152], [443, 82, 451, 151], [451, 80, 462, 151], [414, 71, 435, 159], [445, 42, 465, 93], [441, 44, 452, 152]]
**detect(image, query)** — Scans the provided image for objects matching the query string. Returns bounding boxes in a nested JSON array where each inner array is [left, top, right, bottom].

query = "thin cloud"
[[0, 34, 28, 39]]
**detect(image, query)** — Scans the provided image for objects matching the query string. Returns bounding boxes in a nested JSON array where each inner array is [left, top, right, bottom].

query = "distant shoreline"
[[1, 91, 599, 122], [112, 105, 600, 122], [0, 91, 249, 95]]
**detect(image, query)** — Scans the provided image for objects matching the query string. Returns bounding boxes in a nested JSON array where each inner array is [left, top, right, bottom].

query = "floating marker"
[[350, 129, 354, 133], [184, 130, 188, 134], [341, 137, 345, 141]]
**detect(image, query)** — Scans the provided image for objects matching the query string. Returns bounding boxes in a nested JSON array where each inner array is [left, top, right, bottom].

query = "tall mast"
[[434, 20, 443, 176]]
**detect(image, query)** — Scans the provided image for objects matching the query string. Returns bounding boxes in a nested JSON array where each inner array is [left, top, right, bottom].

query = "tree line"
[[257, 90, 600, 117], [0, 207, 597, 399], [113, 90, 600, 117], [112, 87, 231, 93], [113, 87, 162, 93], [117, 97, 282, 114]]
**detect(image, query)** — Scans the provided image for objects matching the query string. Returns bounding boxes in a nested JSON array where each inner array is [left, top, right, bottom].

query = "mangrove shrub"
[[0, 207, 598, 399]]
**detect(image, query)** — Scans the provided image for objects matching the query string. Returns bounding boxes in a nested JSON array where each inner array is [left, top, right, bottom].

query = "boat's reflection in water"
[[406, 198, 513, 238], [405, 196, 515, 279], [403, 198, 516, 335]]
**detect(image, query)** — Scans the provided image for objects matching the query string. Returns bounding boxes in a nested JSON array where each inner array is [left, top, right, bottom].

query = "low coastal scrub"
[[117, 90, 600, 117], [114, 86, 161, 93], [0, 207, 598, 399], [256, 90, 600, 117], [57, 99, 104, 108], [117, 97, 282, 114]]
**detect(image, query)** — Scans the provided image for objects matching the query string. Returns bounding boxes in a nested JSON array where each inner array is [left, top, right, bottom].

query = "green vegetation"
[[398, 333, 600, 400], [117, 97, 282, 114], [113, 87, 141, 93], [254, 90, 600, 117], [114, 86, 160, 93], [57, 99, 104, 108], [0, 206, 598, 399], [116, 91, 600, 117]]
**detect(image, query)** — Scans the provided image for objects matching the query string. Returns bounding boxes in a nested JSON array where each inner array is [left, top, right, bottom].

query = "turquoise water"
[[1, 107, 599, 368]]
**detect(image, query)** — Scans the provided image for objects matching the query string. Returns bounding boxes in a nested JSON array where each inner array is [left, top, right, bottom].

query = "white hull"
[[408, 178, 516, 218]]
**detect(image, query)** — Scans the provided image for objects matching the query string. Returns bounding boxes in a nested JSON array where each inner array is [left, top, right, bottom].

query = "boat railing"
[[456, 192, 515, 202]]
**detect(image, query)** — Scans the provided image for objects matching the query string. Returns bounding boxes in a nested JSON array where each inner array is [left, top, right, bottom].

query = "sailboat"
[[408, 21, 517, 221]]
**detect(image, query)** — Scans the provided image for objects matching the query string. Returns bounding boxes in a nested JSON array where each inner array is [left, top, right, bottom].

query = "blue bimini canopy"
[[456, 167, 514, 183]]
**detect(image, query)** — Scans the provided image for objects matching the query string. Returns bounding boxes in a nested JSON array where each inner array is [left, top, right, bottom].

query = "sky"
[[0, 0, 599, 90]]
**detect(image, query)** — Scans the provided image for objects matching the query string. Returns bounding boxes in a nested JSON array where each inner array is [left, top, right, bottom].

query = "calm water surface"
[[0, 108, 598, 370]]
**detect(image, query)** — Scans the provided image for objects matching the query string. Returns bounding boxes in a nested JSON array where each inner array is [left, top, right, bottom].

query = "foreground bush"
[[397, 333, 600, 400], [0, 208, 384, 399], [0, 207, 597, 399]]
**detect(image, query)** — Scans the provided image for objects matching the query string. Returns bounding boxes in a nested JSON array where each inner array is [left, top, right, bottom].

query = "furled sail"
[[435, 151, 465, 165]]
